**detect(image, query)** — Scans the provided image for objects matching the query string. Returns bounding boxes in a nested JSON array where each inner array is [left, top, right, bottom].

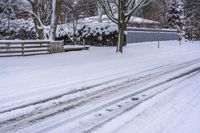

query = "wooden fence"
[[0, 40, 64, 57]]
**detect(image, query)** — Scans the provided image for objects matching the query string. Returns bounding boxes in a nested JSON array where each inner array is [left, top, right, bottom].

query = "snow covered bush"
[[0, 17, 119, 45], [0, 19, 36, 40], [56, 22, 119, 46]]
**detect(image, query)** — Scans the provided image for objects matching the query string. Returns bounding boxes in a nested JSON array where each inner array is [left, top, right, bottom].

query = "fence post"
[[179, 36, 182, 46], [22, 43, 24, 56], [83, 39, 86, 50], [6, 43, 9, 52], [48, 42, 51, 54], [157, 23, 160, 49]]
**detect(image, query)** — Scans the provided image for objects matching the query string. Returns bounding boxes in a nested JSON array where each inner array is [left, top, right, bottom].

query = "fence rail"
[[0, 40, 51, 57]]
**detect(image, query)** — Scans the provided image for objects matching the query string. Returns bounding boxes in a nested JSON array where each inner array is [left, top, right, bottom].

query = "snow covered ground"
[[0, 41, 200, 133], [94, 72, 200, 133]]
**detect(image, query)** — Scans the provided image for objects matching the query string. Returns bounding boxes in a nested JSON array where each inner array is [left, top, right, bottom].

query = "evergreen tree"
[[167, 0, 185, 40], [167, 0, 184, 30]]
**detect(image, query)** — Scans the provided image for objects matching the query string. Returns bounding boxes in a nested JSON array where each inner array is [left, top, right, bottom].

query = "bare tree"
[[62, 0, 97, 43], [184, 0, 200, 40], [98, 0, 152, 53], [25, 0, 63, 40], [140, 0, 168, 26], [26, 0, 46, 39], [62, 0, 82, 42]]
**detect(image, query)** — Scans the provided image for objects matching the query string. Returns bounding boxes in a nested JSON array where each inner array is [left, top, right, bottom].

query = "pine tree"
[[167, 0, 185, 40], [167, 0, 184, 30]]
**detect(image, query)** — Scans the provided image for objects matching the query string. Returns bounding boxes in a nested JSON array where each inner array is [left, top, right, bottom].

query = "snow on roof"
[[129, 16, 159, 24], [78, 15, 158, 24]]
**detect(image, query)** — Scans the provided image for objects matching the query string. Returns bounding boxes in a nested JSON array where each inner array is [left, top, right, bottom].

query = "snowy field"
[[0, 41, 200, 133]]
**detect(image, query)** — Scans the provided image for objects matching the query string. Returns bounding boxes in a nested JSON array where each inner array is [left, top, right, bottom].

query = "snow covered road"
[[0, 41, 200, 133], [95, 70, 200, 133]]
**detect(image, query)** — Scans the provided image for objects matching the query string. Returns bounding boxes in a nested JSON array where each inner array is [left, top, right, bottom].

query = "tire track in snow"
[[0, 63, 171, 114], [83, 72, 200, 133], [1, 50, 199, 111], [0, 58, 200, 132], [36, 67, 200, 133], [0, 67, 167, 128], [1, 58, 200, 114]]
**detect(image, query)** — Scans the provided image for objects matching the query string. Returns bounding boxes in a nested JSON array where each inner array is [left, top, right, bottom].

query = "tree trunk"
[[32, 17, 44, 39], [50, 0, 63, 40], [98, 2, 102, 23], [37, 28, 45, 39], [117, 23, 125, 53]]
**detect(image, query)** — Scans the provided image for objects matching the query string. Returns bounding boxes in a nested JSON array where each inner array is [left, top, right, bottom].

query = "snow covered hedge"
[[0, 19, 36, 40], [56, 22, 119, 46], [0, 18, 119, 46], [76, 23, 117, 38]]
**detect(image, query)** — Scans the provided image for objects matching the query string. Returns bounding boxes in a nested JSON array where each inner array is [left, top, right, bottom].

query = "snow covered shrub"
[[0, 19, 36, 40], [0, 17, 121, 45], [57, 22, 119, 46]]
